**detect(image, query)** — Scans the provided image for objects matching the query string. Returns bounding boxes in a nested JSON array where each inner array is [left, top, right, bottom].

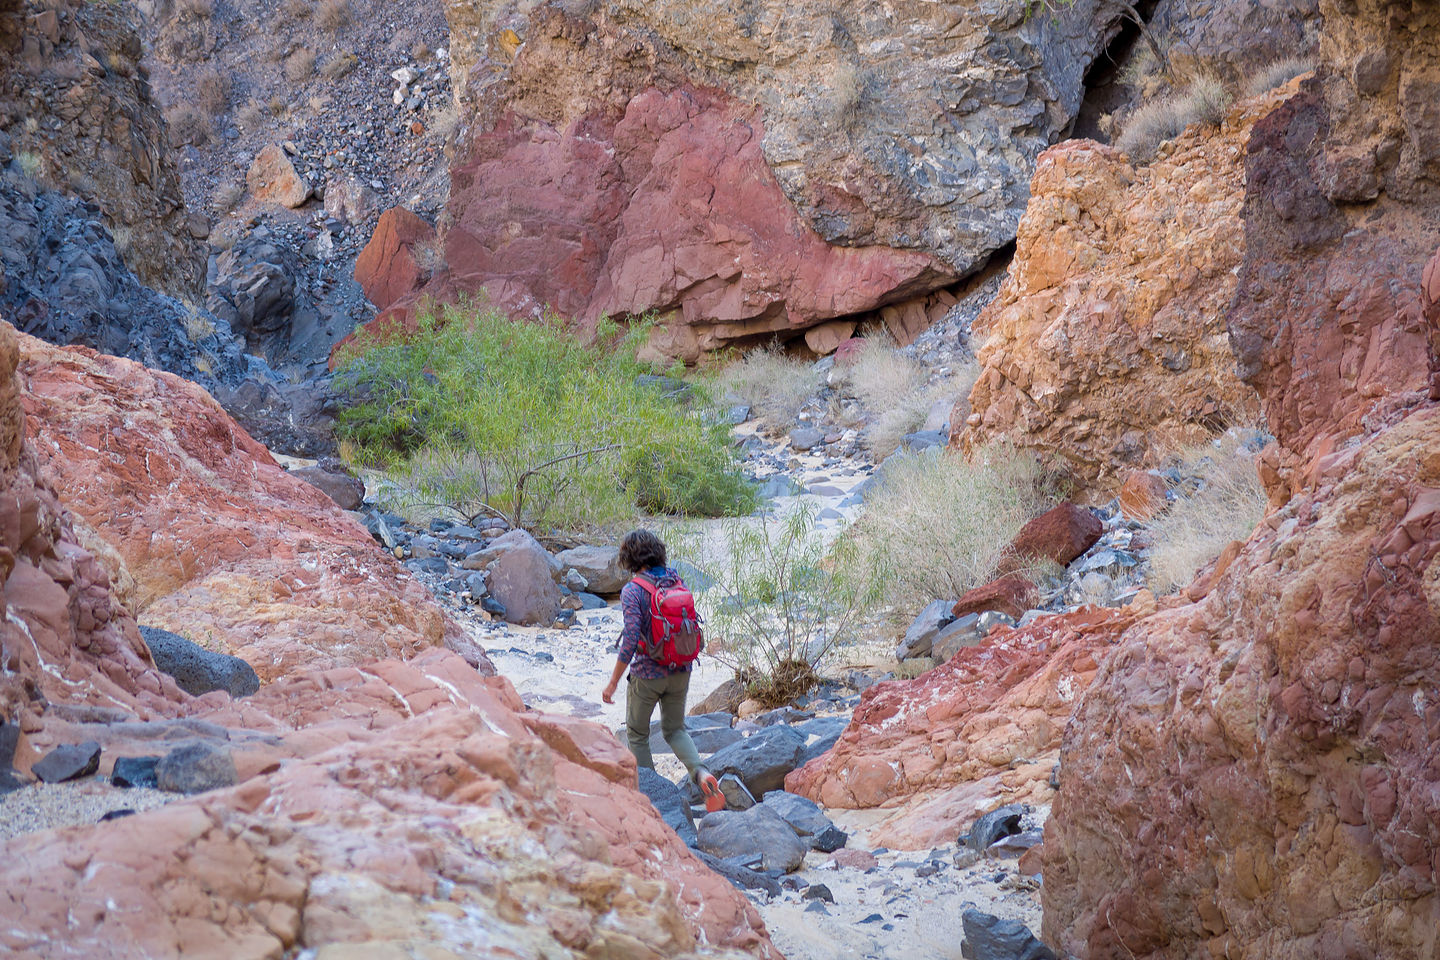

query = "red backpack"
[[632, 572, 704, 669]]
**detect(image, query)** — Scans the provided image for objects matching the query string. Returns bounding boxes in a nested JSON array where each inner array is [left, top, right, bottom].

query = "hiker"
[[601, 529, 725, 812]]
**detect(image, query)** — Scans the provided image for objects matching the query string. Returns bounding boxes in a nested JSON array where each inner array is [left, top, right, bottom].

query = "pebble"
[[0, 780, 174, 842]]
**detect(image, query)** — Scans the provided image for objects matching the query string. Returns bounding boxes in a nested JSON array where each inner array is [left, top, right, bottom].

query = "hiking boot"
[[697, 769, 725, 813]]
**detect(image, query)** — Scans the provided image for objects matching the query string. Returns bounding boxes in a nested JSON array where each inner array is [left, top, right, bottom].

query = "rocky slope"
[[15, 331, 483, 680], [954, 86, 1283, 500], [355, 0, 1136, 356]]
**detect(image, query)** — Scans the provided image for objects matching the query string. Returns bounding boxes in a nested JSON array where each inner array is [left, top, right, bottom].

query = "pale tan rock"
[[247, 144, 311, 208], [803, 320, 857, 356]]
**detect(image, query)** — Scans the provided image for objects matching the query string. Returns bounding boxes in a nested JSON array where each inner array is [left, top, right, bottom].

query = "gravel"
[[0, 779, 176, 842]]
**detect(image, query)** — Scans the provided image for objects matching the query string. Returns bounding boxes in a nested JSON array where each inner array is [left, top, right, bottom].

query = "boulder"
[[932, 613, 983, 664], [111, 756, 161, 789], [705, 725, 808, 798], [789, 427, 824, 452], [288, 459, 366, 511], [484, 530, 564, 626], [554, 545, 628, 595], [694, 850, 783, 898], [139, 625, 261, 699], [1118, 471, 1169, 522], [206, 234, 299, 359], [952, 576, 1038, 621], [1009, 504, 1104, 567], [697, 804, 808, 874], [246, 144, 310, 208], [16, 332, 485, 681], [690, 678, 746, 716], [964, 803, 1028, 853], [760, 790, 835, 840], [352, 207, 436, 313], [155, 741, 239, 794], [717, 773, 756, 810], [0, 723, 25, 793], [803, 320, 857, 356], [32, 742, 102, 783], [961, 909, 1056, 960], [322, 176, 375, 225], [637, 766, 698, 847], [895, 598, 956, 660]]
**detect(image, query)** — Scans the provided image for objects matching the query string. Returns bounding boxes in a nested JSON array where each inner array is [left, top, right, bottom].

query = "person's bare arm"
[[601, 659, 626, 704]]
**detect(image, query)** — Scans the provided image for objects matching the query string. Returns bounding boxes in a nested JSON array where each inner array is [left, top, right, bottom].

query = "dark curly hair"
[[618, 529, 667, 573]]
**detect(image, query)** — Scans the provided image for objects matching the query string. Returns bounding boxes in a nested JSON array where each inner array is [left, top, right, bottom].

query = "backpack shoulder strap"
[[631, 573, 659, 595]]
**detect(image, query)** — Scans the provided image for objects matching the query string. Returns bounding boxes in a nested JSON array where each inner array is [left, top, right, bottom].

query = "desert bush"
[[1147, 435, 1267, 594], [713, 343, 822, 434], [211, 180, 244, 213], [285, 47, 316, 83], [317, 0, 350, 30], [334, 303, 756, 534], [1116, 75, 1232, 163], [195, 66, 231, 115], [685, 504, 864, 707], [840, 444, 1050, 618], [281, 0, 310, 21], [175, 0, 213, 21], [838, 337, 978, 459], [164, 103, 214, 145], [1243, 56, 1315, 98], [321, 52, 358, 80], [235, 98, 267, 132]]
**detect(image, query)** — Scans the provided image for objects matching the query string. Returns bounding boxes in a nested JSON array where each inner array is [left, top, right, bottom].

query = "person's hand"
[[601, 680, 618, 704]]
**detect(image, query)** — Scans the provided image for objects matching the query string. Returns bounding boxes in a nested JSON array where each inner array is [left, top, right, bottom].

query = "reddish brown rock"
[[15, 332, 483, 681], [1009, 503, 1104, 567], [803, 320, 857, 357], [1044, 406, 1440, 960], [352, 207, 436, 313], [1119, 471, 1170, 521], [951, 575, 1038, 621], [786, 606, 1148, 850], [833, 338, 867, 368], [246, 144, 310, 209], [955, 89, 1288, 499]]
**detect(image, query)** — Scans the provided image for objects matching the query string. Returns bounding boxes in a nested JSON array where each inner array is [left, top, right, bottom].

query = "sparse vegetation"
[[334, 303, 757, 534], [321, 52, 358, 80], [164, 103, 215, 146], [1147, 434, 1267, 594], [317, 0, 350, 30], [1243, 56, 1315, 98], [175, 0, 213, 22], [714, 343, 822, 434], [285, 47, 316, 83], [195, 66, 231, 115], [1116, 75, 1232, 163], [841, 444, 1051, 618], [687, 504, 865, 707], [236, 98, 267, 132], [267, 95, 290, 118], [212, 180, 244, 213], [838, 337, 977, 459]]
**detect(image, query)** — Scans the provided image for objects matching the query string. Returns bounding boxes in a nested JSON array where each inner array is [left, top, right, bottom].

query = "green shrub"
[[334, 303, 756, 534], [682, 504, 864, 707], [840, 444, 1051, 618]]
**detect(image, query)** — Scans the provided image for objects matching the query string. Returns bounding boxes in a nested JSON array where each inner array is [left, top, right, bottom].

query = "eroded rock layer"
[[14, 331, 482, 681], [956, 87, 1284, 500], [369, 0, 1131, 355]]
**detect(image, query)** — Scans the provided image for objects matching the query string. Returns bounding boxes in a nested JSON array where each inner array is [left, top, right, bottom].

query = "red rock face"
[[0, 322, 182, 733], [1043, 406, 1440, 959], [785, 604, 1150, 850], [352, 206, 437, 315], [15, 331, 485, 681]]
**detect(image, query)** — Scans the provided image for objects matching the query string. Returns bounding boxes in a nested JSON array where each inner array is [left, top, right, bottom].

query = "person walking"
[[601, 529, 725, 812]]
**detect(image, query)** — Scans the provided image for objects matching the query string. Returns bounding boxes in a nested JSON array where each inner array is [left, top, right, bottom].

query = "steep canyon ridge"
[[0, 0, 1437, 957]]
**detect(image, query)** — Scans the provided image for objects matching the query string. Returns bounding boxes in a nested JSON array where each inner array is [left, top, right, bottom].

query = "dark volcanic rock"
[[694, 849, 783, 897], [155, 741, 239, 794], [140, 626, 261, 699], [111, 756, 161, 789], [961, 909, 1056, 960], [965, 804, 1029, 853], [32, 742, 101, 783], [637, 767, 697, 848], [0, 722, 25, 793], [697, 804, 808, 874], [704, 725, 807, 798]]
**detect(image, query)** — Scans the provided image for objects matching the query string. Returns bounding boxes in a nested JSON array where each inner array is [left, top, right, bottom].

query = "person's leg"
[[626, 675, 661, 769], [658, 670, 704, 782]]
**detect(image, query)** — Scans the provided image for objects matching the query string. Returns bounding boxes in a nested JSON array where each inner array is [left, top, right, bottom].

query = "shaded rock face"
[[786, 605, 1148, 850], [1147, 0, 1321, 82], [14, 330, 484, 681], [0, 321, 183, 730], [0, 0, 202, 298], [395, 0, 1130, 357], [1043, 407, 1440, 960], [956, 88, 1286, 499], [1226, 0, 1440, 505]]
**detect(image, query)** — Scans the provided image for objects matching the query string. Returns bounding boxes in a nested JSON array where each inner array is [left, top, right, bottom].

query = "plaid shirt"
[[617, 566, 701, 679]]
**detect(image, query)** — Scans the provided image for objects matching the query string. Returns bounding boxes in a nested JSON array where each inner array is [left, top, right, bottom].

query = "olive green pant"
[[626, 671, 704, 783]]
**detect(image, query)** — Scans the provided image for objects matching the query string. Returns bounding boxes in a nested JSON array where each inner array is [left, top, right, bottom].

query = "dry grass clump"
[[1147, 435, 1267, 594], [839, 337, 978, 459], [195, 66, 231, 115], [842, 444, 1049, 617], [175, 0, 213, 21], [714, 344, 822, 434], [1243, 56, 1315, 98], [235, 98, 267, 132], [1116, 75, 1232, 163], [285, 47, 317, 82], [164, 103, 214, 145], [212, 180, 244, 214], [316, 0, 351, 30], [321, 51, 358, 80], [281, 0, 310, 21]]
